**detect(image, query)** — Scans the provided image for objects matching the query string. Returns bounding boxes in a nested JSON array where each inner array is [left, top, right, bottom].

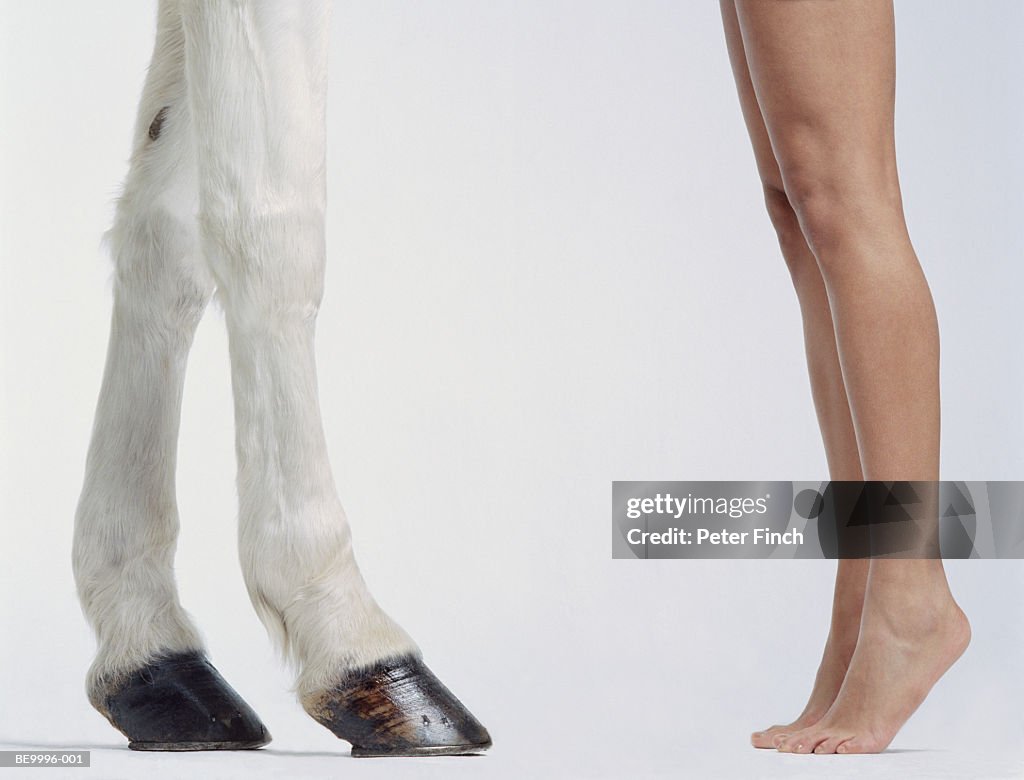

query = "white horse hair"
[[73, 0, 418, 707]]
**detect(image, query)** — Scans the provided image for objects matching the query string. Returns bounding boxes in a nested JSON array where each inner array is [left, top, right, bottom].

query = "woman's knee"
[[761, 183, 819, 287], [776, 151, 904, 264]]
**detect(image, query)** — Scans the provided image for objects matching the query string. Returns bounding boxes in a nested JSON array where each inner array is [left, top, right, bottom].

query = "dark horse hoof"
[[92, 651, 270, 751], [302, 656, 491, 757]]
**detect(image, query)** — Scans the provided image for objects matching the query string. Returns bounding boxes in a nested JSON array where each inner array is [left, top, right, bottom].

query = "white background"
[[1, 2, 1022, 778]]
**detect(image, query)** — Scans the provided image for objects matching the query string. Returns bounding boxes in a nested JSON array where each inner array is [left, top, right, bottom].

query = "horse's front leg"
[[180, 0, 490, 757], [73, 0, 269, 751]]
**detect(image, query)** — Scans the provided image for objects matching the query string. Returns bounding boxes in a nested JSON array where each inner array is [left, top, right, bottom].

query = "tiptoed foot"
[[90, 651, 270, 751], [752, 559, 868, 749], [775, 574, 970, 755], [750, 635, 854, 749], [302, 655, 491, 757]]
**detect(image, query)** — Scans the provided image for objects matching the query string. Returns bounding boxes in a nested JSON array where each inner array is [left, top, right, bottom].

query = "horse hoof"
[[92, 651, 271, 751], [302, 656, 491, 757]]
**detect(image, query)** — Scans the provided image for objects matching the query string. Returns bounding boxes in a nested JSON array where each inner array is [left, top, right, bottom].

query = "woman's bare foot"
[[751, 637, 854, 749], [775, 561, 971, 755], [751, 560, 867, 749]]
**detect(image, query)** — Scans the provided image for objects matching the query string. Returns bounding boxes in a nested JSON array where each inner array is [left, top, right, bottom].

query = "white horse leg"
[[180, 0, 489, 756], [73, 0, 268, 750]]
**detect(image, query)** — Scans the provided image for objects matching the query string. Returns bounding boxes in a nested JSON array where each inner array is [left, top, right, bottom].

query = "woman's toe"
[[813, 734, 848, 754], [751, 727, 784, 748]]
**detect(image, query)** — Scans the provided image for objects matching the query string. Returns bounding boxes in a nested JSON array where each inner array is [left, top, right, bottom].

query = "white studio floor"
[[3, 560, 1021, 780], [0, 737, 1021, 780]]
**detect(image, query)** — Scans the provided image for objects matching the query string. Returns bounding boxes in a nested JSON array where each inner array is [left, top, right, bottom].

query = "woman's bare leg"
[[720, 0, 868, 749], [732, 0, 969, 754]]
